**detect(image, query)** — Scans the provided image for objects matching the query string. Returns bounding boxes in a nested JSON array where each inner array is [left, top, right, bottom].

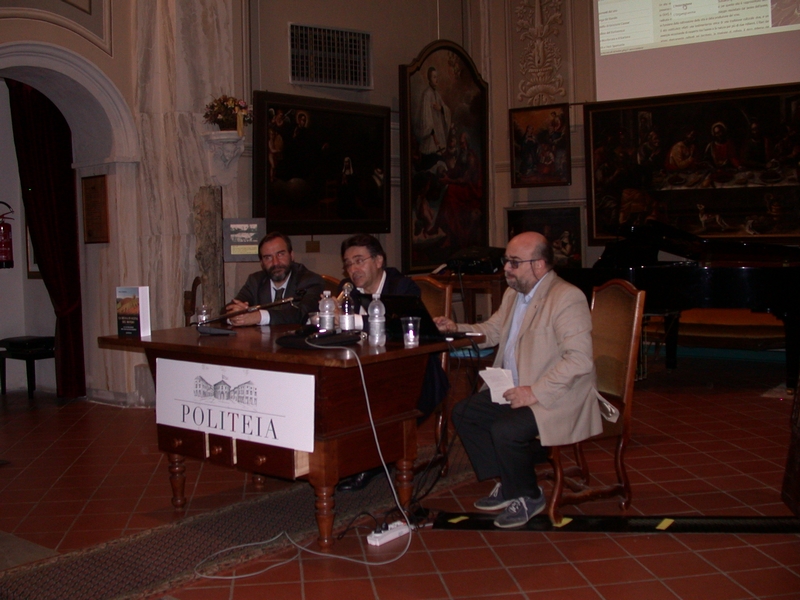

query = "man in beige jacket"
[[435, 231, 601, 528]]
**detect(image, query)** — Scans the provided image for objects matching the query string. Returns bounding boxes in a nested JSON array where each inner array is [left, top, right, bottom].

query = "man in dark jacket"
[[337, 233, 420, 320], [227, 232, 324, 326], [335, 234, 447, 492]]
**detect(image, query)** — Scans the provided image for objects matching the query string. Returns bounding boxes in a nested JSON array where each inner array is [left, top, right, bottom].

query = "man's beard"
[[505, 273, 523, 293], [268, 265, 289, 283]]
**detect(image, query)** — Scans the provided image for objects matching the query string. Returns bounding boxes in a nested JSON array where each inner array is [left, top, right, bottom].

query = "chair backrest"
[[183, 276, 202, 326], [321, 274, 341, 296], [590, 279, 645, 436], [411, 275, 452, 320]]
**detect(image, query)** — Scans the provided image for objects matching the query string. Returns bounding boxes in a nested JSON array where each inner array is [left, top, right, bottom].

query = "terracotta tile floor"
[[1, 353, 799, 599]]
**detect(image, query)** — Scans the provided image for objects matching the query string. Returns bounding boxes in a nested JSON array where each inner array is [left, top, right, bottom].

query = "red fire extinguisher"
[[0, 201, 14, 269]]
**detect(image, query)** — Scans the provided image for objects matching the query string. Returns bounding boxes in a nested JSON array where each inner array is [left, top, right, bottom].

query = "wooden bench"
[[644, 309, 785, 352]]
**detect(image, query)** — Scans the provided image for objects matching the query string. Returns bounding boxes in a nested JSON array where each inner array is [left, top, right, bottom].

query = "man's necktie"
[[274, 288, 284, 302]]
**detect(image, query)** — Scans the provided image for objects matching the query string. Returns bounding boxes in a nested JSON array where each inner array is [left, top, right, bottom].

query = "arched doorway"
[[0, 42, 140, 399]]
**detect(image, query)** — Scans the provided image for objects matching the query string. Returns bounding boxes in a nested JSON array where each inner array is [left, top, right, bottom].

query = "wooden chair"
[[545, 278, 645, 524], [183, 276, 202, 326], [411, 275, 453, 475], [320, 274, 340, 296]]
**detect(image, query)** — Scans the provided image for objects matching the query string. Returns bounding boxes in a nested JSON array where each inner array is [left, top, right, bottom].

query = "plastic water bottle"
[[340, 283, 356, 332], [368, 293, 386, 347], [318, 291, 336, 332]]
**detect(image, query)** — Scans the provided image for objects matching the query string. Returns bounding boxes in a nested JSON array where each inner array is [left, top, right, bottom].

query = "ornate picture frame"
[[585, 83, 800, 245], [399, 40, 489, 273], [252, 91, 391, 235], [505, 202, 586, 268], [509, 104, 571, 187]]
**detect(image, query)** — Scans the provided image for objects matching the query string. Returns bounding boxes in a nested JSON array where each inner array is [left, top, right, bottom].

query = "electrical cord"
[[193, 338, 417, 581], [407, 337, 485, 509]]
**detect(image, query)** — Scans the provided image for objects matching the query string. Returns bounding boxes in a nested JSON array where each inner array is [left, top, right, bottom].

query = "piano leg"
[[782, 314, 799, 395]]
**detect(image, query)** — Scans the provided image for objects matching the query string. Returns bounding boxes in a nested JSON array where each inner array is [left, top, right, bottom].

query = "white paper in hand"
[[479, 368, 515, 404]]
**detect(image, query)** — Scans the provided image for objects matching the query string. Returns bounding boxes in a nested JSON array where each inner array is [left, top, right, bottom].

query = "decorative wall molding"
[[0, 1, 112, 55], [0, 42, 139, 164], [202, 131, 245, 186], [513, 0, 566, 107]]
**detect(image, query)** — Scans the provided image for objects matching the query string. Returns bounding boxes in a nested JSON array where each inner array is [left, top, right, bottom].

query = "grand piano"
[[558, 221, 800, 392]]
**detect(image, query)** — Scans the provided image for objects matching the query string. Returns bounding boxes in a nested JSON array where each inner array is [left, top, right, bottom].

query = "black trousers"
[[452, 389, 545, 500]]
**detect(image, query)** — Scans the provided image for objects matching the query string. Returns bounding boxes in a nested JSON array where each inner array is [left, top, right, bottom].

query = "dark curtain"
[[6, 79, 86, 398]]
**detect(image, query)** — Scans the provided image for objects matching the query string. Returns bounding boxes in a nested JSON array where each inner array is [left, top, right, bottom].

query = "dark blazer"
[[339, 267, 444, 420], [339, 267, 421, 309], [234, 263, 324, 325]]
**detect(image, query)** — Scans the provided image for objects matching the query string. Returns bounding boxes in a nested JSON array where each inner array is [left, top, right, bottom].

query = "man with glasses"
[[337, 233, 420, 317], [434, 231, 601, 528], [226, 232, 324, 327], [336, 233, 447, 492]]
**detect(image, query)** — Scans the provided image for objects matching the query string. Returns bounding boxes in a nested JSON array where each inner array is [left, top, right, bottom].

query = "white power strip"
[[366, 521, 411, 546]]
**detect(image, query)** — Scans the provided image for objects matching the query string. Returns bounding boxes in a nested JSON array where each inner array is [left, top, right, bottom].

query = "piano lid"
[[596, 221, 800, 269]]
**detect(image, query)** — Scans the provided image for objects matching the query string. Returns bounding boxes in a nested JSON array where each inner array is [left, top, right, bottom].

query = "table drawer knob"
[[254, 455, 267, 466], [172, 438, 183, 449], [210, 445, 223, 456]]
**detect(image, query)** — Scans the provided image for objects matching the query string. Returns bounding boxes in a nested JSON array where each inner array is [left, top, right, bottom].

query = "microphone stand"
[[199, 295, 302, 326], [195, 291, 306, 335]]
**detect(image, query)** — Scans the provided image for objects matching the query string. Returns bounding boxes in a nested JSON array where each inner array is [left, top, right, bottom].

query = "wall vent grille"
[[290, 24, 372, 89]]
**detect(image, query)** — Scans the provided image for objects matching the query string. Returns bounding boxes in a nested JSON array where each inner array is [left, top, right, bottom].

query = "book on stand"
[[116, 286, 151, 338]]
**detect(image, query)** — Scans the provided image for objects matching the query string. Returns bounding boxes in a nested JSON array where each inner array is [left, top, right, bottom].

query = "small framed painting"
[[505, 202, 586, 268], [509, 104, 571, 188]]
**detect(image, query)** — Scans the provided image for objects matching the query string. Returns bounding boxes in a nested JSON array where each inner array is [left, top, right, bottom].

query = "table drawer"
[[237, 439, 309, 479], [158, 424, 205, 459], [208, 434, 235, 467]]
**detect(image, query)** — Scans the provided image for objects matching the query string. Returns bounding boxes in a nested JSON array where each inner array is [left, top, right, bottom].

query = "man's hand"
[[434, 316, 457, 333], [503, 386, 538, 409], [225, 299, 261, 327]]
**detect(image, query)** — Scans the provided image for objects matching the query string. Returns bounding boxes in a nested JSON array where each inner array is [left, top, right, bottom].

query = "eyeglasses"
[[501, 256, 541, 269], [343, 255, 374, 270]]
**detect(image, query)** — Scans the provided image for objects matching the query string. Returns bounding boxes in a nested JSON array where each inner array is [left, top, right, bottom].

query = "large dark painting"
[[399, 40, 489, 273], [585, 83, 800, 244], [252, 91, 390, 235]]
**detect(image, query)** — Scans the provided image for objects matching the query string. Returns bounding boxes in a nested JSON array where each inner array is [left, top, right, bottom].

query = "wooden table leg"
[[308, 440, 338, 549], [397, 419, 418, 507], [167, 452, 187, 509], [312, 483, 336, 548]]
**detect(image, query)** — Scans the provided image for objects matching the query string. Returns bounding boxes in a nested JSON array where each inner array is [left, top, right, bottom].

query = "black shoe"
[[336, 466, 385, 492]]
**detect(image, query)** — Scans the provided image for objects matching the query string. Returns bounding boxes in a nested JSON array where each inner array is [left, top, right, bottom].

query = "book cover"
[[116, 286, 151, 338]]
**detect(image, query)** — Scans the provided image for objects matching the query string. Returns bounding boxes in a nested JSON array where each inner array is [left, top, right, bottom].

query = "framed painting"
[[399, 40, 489, 273], [509, 104, 571, 187], [222, 218, 265, 262], [505, 203, 586, 268], [584, 83, 800, 244], [252, 91, 391, 235]]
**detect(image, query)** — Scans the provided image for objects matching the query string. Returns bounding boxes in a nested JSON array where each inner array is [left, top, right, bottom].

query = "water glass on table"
[[401, 316, 421, 348]]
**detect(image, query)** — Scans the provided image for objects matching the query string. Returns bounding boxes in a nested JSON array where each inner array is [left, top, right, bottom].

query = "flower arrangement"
[[203, 94, 253, 131]]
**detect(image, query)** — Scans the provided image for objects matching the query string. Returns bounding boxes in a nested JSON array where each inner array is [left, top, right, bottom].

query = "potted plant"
[[203, 94, 253, 132]]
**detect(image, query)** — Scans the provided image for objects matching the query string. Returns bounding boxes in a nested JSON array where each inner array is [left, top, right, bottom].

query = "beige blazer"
[[457, 272, 602, 446]]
